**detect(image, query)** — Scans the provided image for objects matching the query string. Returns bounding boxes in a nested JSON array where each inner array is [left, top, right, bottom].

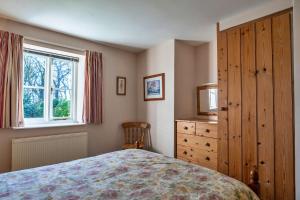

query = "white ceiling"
[[0, 0, 272, 51]]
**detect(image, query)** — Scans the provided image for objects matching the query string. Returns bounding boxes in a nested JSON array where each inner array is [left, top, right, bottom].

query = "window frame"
[[23, 47, 80, 126], [48, 57, 77, 121]]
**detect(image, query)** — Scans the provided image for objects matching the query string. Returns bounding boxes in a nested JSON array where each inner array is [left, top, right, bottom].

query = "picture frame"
[[116, 76, 126, 95], [144, 73, 165, 101]]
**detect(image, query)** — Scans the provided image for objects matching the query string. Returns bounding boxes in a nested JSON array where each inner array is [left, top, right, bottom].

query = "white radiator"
[[12, 132, 88, 171]]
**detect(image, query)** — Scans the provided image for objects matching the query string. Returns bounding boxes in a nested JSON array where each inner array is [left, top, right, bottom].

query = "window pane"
[[23, 88, 44, 118], [52, 90, 72, 118], [24, 52, 46, 87], [52, 58, 73, 90]]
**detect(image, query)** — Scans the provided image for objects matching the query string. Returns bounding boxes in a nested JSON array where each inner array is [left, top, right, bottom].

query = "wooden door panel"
[[217, 10, 294, 199], [256, 18, 275, 200], [227, 28, 242, 181], [272, 12, 294, 200], [217, 30, 229, 174], [241, 23, 257, 185]]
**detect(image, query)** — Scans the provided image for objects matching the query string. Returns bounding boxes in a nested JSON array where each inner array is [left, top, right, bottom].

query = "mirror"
[[197, 84, 218, 116]]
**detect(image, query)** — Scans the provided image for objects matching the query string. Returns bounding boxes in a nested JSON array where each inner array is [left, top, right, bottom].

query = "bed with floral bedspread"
[[0, 149, 259, 200]]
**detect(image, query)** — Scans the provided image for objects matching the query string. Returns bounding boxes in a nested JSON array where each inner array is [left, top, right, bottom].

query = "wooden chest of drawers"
[[175, 119, 218, 170]]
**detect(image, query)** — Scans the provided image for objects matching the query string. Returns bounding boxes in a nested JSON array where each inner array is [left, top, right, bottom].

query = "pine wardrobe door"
[[227, 28, 242, 181], [217, 30, 229, 175], [272, 12, 294, 200], [256, 18, 275, 200]]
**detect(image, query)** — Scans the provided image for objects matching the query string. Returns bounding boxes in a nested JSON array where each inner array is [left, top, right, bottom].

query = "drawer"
[[196, 150, 217, 170], [177, 145, 198, 161], [177, 156, 197, 165], [177, 121, 196, 134], [177, 133, 217, 153], [196, 122, 218, 138], [177, 145, 217, 170]]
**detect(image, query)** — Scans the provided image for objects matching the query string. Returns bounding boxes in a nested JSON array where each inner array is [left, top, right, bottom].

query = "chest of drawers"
[[175, 119, 218, 170]]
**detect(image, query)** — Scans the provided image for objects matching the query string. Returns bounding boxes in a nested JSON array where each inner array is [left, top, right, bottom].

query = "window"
[[23, 44, 84, 127]]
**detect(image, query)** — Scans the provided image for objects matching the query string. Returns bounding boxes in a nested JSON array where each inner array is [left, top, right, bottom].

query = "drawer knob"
[[206, 156, 210, 161], [206, 129, 210, 133], [184, 126, 188, 130], [184, 139, 188, 142], [205, 143, 210, 147], [183, 151, 187, 155]]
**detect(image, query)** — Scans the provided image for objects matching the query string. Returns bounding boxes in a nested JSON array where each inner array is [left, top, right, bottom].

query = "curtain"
[[83, 50, 103, 124], [0, 31, 24, 128]]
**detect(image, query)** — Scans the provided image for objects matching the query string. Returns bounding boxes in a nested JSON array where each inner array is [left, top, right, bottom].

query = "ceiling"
[[0, 0, 272, 51]]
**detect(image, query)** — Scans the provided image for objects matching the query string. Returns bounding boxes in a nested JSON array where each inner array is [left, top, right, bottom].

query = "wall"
[[174, 41, 196, 119], [195, 40, 217, 85], [294, 0, 300, 198], [137, 39, 217, 157], [219, 0, 293, 30], [0, 18, 137, 172], [195, 41, 218, 121], [137, 40, 175, 157], [174, 39, 218, 120]]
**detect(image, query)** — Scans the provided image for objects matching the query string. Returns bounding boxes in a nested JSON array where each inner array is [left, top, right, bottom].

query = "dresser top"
[[176, 118, 218, 124]]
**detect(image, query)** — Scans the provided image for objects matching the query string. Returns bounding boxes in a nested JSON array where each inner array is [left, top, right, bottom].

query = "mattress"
[[0, 149, 259, 200]]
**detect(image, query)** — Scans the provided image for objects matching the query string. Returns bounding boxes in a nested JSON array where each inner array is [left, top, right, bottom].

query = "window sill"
[[13, 122, 86, 130]]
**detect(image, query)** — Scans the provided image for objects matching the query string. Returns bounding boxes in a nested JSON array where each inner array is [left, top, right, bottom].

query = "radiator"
[[12, 132, 88, 171]]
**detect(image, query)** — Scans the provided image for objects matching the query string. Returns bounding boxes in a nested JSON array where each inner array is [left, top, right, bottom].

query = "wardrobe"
[[217, 9, 294, 200]]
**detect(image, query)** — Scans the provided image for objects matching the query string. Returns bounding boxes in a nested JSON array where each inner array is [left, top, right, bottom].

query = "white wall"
[[174, 41, 196, 119], [137, 39, 217, 157], [0, 18, 137, 172], [219, 0, 293, 30], [293, 0, 300, 198], [195, 39, 218, 121], [195, 40, 217, 86], [137, 40, 175, 157], [174, 39, 218, 120]]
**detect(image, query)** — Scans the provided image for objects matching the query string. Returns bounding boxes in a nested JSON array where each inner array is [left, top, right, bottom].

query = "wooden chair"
[[122, 122, 151, 150]]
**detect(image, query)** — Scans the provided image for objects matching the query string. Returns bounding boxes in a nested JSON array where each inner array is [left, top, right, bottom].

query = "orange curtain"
[[0, 30, 24, 128], [83, 50, 103, 124]]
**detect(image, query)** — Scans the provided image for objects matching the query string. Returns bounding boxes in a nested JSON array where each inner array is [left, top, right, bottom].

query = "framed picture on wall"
[[116, 76, 126, 95], [144, 73, 165, 101]]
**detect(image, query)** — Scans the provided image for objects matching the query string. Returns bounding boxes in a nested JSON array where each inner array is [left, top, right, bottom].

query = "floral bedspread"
[[0, 149, 259, 200]]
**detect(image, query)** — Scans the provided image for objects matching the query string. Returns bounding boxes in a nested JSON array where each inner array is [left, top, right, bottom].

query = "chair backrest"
[[122, 122, 151, 149]]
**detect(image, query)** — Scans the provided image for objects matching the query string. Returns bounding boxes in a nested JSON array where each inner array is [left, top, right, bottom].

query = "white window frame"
[[48, 57, 77, 121], [22, 43, 84, 127]]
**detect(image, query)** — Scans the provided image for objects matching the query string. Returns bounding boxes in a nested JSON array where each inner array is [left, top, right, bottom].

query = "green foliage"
[[23, 52, 72, 119], [23, 97, 70, 119], [23, 88, 44, 118], [53, 99, 70, 118], [23, 98, 44, 118]]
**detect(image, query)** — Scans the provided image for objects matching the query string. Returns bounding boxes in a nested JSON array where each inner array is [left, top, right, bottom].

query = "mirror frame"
[[197, 83, 218, 116]]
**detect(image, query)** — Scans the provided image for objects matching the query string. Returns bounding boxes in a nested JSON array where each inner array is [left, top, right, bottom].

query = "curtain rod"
[[24, 38, 85, 56], [24, 48, 80, 62]]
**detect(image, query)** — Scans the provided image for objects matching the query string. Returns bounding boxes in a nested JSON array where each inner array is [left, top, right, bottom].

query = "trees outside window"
[[23, 52, 46, 118], [23, 50, 77, 123]]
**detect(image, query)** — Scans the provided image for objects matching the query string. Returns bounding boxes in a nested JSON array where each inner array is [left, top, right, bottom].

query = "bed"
[[0, 149, 259, 200]]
